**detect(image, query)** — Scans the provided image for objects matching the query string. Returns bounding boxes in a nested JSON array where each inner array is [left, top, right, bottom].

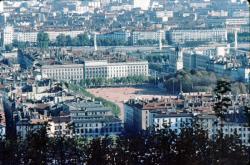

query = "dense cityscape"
[[0, 0, 249, 164]]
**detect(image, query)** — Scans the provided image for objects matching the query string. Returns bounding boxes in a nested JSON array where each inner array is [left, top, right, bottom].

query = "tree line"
[[228, 32, 250, 43], [0, 121, 249, 165], [2, 32, 169, 51], [81, 75, 148, 87], [163, 70, 248, 95]]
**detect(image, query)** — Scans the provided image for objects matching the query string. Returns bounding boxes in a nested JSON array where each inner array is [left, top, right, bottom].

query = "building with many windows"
[[125, 98, 250, 146], [41, 64, 84, 82], [2, 26, 14, 46], [67, 101, 123, 138], [46, 30, 85, 41], [97, 30, 131, 43], [84, 60, 108, 79], [84, 60, 149, 80], [167, 28, 227, 44], [14, 31, 38, 43], [197, 114, 250, 147], [132, 31, 165, 45]]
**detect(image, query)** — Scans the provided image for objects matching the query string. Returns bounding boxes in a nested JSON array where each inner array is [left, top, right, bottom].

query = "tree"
[[243, 106, 250, 127], [37, 32, 50, 49], [13, 39, 30, 49], [66, 35, 72, 46], [213, 80, 232, 120], [77, 33, 90, 46], [55, 34, 67, 46], [5, 44, 13, 52]]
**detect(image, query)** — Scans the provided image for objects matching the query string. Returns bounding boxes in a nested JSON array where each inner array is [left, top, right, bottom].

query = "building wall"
[[133, 0, 151, 10], [132, 31, 165, 45], [153, 116, 193, 134], [169, 28, 227, 44], [97, 31, 130, 42], [47, 121, 71, 137], [3, 26, 14, 46], [14, 31, 38, 43], [46, 30, 85, 41], [41, 64, 84, 82], [85, 60, 149, 79]]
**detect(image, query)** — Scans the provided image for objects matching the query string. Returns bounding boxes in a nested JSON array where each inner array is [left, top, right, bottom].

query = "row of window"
[[75, 123, 121, 127], [75, 127, 121, 134]]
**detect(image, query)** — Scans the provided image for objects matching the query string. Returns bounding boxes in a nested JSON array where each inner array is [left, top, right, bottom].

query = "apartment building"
[[84, 60, 108, 79], [167, 28, 227, 44], [197, 114, 250, 147], [132, 31, 165, 45], [2, 26, 14, 46], [97, 30, 131, 42], [14, 31, 38, 43], [124, 98, 184, 132], [67, 101, 123, 138], [41, 64, 84, 82], [125, 98, 250, 146], [84, 60, 149, 79], [47, 116, 72, 137], [46, 30, 84, 41], [133, 0, 151, 10], [151, 112, 193, 133]]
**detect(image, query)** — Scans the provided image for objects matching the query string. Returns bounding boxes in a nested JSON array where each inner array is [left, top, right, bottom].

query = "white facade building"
[[41, 64, 84, 82], [14, 31, 38, 43], [168, 28, 227, 44], [2, 26, 14, 46], [0, 1, 3, 13], [84, 60, 149, 79], [152, 113, 193, 133], [47, 116, 72, 137], [97, 31, 131, 42], [133, 0, 151, 10], [132, 31, 165, 45], [46, 30, 85, 41]]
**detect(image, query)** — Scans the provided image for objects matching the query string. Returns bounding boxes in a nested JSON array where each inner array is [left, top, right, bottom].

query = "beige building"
[[168, 28, 227, 44], [41, 64, 84, 82], [132, 31, 165, 45], [14, 31, 38, 43], [84, 60, 149, 79]]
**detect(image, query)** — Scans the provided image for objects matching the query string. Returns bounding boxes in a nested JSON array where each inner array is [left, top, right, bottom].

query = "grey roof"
[[73, 116, 122, 124], [67, 101, 111, 112], [154, 113, 193, 118]]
